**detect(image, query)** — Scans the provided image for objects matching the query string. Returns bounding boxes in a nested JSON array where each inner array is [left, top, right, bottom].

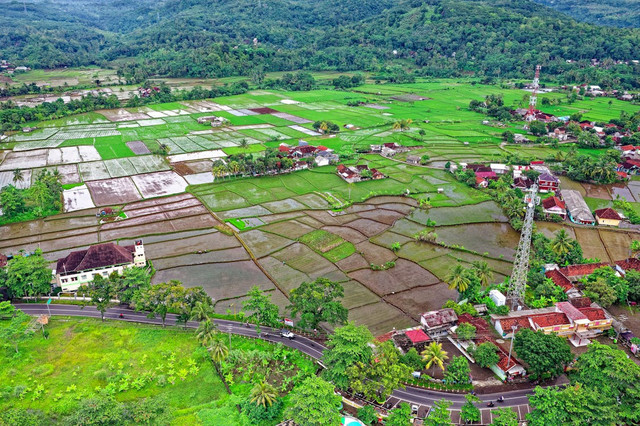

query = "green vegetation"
[[3, 0, 640, 90], [532, 0, 640, 28], [0, 170, 62, 225], [514, 329, 573, 380], [288, 278, 348, 331], [299, 230, 356, 262]]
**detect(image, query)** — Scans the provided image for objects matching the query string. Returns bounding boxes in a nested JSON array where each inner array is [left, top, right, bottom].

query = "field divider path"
[[207, 209, 289, 298]]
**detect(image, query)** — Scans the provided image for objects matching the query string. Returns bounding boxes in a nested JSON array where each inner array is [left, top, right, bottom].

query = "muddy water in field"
[[435, 223, 520, 261]]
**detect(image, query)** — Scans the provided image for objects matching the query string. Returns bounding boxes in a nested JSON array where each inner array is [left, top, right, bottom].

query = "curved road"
[[15, 303, 533, 422]]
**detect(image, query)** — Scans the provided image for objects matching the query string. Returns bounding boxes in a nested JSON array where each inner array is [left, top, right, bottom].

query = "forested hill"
[[531, 0, 640, 28], [2, 0, 640, 85]]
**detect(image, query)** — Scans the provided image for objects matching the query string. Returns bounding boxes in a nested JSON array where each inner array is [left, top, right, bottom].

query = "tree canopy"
[[288, 278, 348, 330], [513, 329, 573, 379], [322, 323, 373, 390]]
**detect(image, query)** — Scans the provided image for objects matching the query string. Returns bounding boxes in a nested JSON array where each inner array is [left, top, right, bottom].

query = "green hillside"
[[532, 0, 640, 28], [1, 0, 639, 85]]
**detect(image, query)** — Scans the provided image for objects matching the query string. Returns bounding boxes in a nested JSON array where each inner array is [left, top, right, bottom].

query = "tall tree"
[[527, 385, 617, 426], [0, 309, 33, 354], [460, 394, 481, 424], [288, 278, 347, 330], [85, 274, 116, 321], [425, 400, 453, 426], [455, 323, 476, 340], [196, 319, 218, 346], [572, 342, 640, 424], [471, 260, 493, 287], [551, 229, 572, 258], [472, 342, 500, 368], [11, 169, 24, 185], [112, 267, 151, 304], [491, 407, 519, 426], [133, 280, 183, 326], [446, 264, 470, 293], [513, 329, 572, 379], [386, 402, 412, 426], [323, 322, 373, 389], [242, 286, 281, 332], [284, 376, 342, 426], [347, 341, 411, 401], [208, 338, 230, 394], [422, 342, 449, 376], [443, 356, 471, 384], [0, 185, 25, 217], [5, 248, 52, 299]]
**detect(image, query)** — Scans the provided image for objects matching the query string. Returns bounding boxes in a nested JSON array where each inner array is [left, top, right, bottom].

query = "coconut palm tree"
[[208, 338, 230, 393], [551, 229, 572, 258], [446, 264, 471, 293], [472, 261, 493, 287], [12, 169, 23, 185], [239, 138, 249, 153], [196, 319, 218, 346], [192, 301, 214, 322], [421, 342, 449, 376], [319, 121, 329, 134], [631, 240, 640, 258], [250, 380, 278, 407], [392, 120, 402, 131]]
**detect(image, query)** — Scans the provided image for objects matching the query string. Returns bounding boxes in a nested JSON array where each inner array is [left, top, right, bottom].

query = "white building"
[[55, 240, 146, 291]]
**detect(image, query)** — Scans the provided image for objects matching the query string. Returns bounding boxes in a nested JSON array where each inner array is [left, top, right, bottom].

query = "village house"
[[370, 144, 382, 153], [561, 190, 595, 225], [594, 208, 623, 227], [542, 196, 566, 219], [336, 164, 384, 183], [537, 173, 560, 192], [513, 134, 530, 144], [55, 240, 146, 292], [315, 150, 339, 167], [420, 308, 458, 337], [548, 128, 569, 141], [512, 176, 533, 189], [490, 163, 509, 175], [406, 155, 421, 165], [491, 301, 612, 347]]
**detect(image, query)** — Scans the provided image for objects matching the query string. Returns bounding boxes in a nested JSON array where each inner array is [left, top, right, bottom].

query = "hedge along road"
[[13, 303, 534, 410]]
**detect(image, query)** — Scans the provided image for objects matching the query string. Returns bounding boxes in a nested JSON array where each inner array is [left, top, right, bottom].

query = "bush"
[[240, 399, 283, 424], [357, 405, 378, 425]]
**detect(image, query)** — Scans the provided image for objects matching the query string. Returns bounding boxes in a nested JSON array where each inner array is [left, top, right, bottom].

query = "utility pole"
[[507, 184, 539, 310], [507, 325, 519, 362]]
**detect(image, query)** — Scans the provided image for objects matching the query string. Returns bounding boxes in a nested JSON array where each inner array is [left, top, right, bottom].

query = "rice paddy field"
[[3, 78, 640, 335]]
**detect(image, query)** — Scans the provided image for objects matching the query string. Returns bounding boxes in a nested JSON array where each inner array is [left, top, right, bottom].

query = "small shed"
[[406, 155, 420, 165]]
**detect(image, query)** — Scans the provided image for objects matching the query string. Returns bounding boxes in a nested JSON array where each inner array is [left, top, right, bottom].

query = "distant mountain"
[[1, 0, 640, 86], [531, 0, 640, 28]]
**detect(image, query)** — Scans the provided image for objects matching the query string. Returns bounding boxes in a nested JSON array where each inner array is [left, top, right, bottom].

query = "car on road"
[[280, 329, 295, 339]]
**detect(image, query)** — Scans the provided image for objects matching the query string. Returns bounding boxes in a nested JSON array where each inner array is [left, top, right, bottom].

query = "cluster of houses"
[[451, 160, 628, 227], [197, 115, 228, 127], [370, 142, 409, 158], [570, 84, 637, 101], [0, 60, 29, 73], [137, 87, 161, 98], [336, 164, 385, 183], [278, 141, 339, 167]]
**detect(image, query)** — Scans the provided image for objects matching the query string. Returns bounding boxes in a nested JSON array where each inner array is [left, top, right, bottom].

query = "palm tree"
[[472, 261, 493, 287], [551, 229, 572, 258], [209, 338, 230, 394], [239, 138, 249, 153], [631, 240, 640, 258], [196, 319, 218, 346], [192, 301, 214, 322], [250, 380, 277, 407], [392, 120, 402, 131], [421, 342, 449, 376], [319, 121, 329, 134], [446, 264, 471, 293], [12, 169, 23, 185]]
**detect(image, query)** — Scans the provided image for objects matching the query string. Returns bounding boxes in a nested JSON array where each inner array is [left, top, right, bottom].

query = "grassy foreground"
[[0, 317, 314, 425]]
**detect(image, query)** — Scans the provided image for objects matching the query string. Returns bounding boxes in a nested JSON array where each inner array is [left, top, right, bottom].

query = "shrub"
[[240, 398, 283, 424], [357, 405, 378, 425]]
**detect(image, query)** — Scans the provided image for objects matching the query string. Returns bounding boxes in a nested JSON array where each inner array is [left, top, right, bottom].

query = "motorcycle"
[[497, 396, 505, 403], [487, 402, 495, 408]]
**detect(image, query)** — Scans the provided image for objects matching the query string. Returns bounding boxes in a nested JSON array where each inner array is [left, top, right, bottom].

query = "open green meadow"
[[0, 317, 314, 425]]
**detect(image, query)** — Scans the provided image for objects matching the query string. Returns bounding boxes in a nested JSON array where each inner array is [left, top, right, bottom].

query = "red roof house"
[[542, 196, 566, 218], [545, 269, 573, 291], [558, 263, 611, 281], [405, 329, 430, 344]]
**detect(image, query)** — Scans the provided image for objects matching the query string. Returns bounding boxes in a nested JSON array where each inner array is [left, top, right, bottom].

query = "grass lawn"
[[0, 317, 314, 425]]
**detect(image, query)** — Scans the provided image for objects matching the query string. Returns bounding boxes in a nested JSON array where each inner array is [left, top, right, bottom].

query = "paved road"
[[15, 303, 534, 422]]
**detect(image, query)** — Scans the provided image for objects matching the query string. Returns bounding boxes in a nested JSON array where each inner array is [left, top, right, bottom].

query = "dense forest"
[[2, 0, 640, 86], [532, 0, 640, 28]]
